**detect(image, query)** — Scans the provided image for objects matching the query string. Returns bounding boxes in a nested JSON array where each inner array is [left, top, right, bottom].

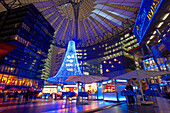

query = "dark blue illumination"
[[133, 0, 164, 44], [47, 41, 83, 83]]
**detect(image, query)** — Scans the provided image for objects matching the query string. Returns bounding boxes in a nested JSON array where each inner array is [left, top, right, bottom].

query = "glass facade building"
[[76, 29, 142, 77], [142, 57, 169, 71], [0, 4, 54, 88]]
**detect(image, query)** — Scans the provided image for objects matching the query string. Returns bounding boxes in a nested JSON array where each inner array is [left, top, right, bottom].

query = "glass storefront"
[[102, 84, 115, 92], [0, 73, 38, 88]]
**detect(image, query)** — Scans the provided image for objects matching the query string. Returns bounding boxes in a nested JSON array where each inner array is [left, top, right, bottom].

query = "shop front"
[[63, 84, 78, 98], [85, 83, 97, 100], [42, 85, 58, 99], [103, 79, 127, 102], [83, 79, 128, 101]]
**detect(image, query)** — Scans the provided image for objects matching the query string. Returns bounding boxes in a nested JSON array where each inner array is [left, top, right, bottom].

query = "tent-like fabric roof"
[[114, 70, 170, 80], [0, 0, 142, 47]]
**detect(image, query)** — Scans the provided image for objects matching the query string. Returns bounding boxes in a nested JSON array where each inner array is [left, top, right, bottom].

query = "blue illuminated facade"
[[47, 41, 83, 83], [0, 5, 54, 88], [142, 57, 168, 71], [76, 30, 142, 76], [133, 0, 164, 44]]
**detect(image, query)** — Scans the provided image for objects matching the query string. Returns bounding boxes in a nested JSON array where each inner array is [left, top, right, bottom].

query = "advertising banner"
[[133, 0, 164, 44]]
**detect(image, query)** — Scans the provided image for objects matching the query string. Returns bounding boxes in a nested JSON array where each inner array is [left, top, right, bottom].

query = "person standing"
[[125, 83, 135, 105], [14, 91, 18, 99], [30, 91, 33, 100], [34, 90, 38, 100], [26, 89, 30, 101]]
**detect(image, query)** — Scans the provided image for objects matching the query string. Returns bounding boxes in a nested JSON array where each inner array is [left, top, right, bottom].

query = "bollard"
[[135, 94, 141, 105], [76, 96, 80, 105], [55, 94, 57, 100], [53, 94, 56, 100], [3, 95, 8, 102], [18, 95, 23, 104], [44, 95, 47, 99]]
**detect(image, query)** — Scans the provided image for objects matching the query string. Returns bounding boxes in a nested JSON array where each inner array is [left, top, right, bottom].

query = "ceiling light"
[[162, 13, 169, 20], [158, 39, 162, 43], [150, 36, 154, 40], [168, 29, 170, 32], [157, 22, 164, 28], [147, 40, 150, 44], [153, 31, 156, 35], [106, 69, 109, 72]]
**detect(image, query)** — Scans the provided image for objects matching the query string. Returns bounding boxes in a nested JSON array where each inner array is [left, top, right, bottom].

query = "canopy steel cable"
[[63, 1, 75, 44]]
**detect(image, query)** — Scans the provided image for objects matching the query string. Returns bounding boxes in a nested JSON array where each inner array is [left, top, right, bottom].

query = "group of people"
[[19, 89, 38, 101], [2, 89, 38, 101], [124, 80, 170, 105]]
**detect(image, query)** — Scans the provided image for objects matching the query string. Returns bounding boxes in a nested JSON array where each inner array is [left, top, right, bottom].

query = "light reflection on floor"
[[41, 100, 117, 113], [0, 99, 117, 113]]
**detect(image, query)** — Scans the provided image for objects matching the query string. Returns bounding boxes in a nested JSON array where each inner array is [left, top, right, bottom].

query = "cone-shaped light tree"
[[47, 41, 83, 83]]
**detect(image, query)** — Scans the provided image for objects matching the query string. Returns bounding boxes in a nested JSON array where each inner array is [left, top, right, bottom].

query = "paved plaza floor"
[[0, 98, 169, 113], [0, 99, 118, 113]]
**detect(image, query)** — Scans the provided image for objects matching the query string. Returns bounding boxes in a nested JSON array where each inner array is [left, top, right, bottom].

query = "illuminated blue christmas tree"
[[47, 41, 83, 83]]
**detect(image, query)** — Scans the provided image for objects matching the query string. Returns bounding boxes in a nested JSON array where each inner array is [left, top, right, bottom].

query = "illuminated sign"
[[133, 0, 164, 44], [64, 85, 77, 87], [116, 79, 127, 83], [42, 87, 57, 94], [44, 85, 57, 88]]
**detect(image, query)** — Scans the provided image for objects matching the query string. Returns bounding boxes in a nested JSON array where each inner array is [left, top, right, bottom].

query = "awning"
[[113, 70, 170, 80]]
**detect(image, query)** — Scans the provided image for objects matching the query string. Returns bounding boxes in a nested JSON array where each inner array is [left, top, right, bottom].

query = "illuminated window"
[[103, 61, 107, 63], [114, 59, 117, 61], [111, 65, 114, 68], [109, 61, 112, 64], [78, 56, 82, 59], [125, 33, 130, 38], [93, 48, 95, 50], [1, 74, 8, 84], [0, 74, 2, 82], [118, 61, 121, 64]]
